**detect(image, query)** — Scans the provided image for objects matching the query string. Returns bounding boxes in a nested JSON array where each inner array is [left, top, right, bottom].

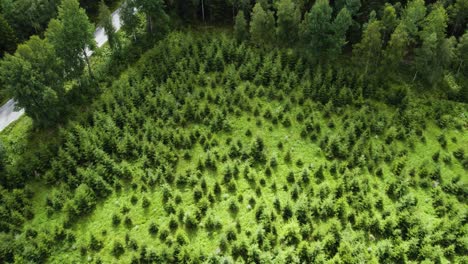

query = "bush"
[[111, 241, 125, 257], [148, 222, 158, 235], [67, 184, 96, 218]]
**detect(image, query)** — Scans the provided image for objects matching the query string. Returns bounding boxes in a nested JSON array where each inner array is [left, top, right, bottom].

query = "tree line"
[[233, 0, 467, 93]]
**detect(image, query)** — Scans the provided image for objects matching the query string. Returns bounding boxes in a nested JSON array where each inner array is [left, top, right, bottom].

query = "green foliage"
[[0, 14, 17, 57], [0, 36, 64, 126], [250, 3, 275, 46], [67, 183, 96, 218], [46, 0, 95, 79], [276, 0, 300, 46], [98, 1, 120, 50], [234, 10, 249, 42], [0, 30, 467, 263]]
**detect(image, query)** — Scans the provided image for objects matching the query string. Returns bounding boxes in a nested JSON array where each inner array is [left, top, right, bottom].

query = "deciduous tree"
[[98, 1, 120, 51], [121, 0, 139, 41], [353, 20, 382, 75], [46, 0, 96, 79], [135, 0, 169, 37], [0, 36, 64, 126]]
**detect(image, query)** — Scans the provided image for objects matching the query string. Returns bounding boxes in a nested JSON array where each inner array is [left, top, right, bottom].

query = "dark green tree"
[[250, 2, 275, 46], [353, 20, 382, 75], [276, 0, 300, 47], [135, 0, 169, 37], [234, 10, 249, 42], [300, 0, 333, 56], [0, 14, 17, 57], [454, 31, 468, 75], [98, 1, 120, 51], [330, 8, 352, 57], [121, 0, 140, 41]]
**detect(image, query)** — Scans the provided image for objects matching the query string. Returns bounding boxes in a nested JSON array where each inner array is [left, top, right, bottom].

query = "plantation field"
[[1, 32, 467, 263]]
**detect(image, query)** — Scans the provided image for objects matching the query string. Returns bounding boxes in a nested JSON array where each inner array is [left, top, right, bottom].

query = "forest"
[[0, 0, 467, 263]]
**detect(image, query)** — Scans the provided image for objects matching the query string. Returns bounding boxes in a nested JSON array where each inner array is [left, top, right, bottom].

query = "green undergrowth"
[[0, 31, 467, 263]]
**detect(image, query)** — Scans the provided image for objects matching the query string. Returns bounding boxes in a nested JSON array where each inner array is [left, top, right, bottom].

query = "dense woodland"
[[0, 0, 467, 263]]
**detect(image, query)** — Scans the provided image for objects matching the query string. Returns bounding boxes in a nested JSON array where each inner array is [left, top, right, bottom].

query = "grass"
[[21, 79, 468, 262], [1, 31, 467, 263]]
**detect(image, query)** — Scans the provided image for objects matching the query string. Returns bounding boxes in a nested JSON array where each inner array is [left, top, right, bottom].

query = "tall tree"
[[381, 3, 398, 44], [135, 0, 169, 37], [300, 0, 333, 56], [0, 36, 64, 126], [301, 0, 351, 59], [234, 10, 249, 42], [98, 1, 120, 51], [353, 20, 382, 75], [121, 0, 139, 41], [330, 7, 352, 57], [447, 0, 468, 36], [413, 5, 453, 83], [250, 2, 275, 46], [384, 23, 409, 72], [454, 31, 468, 75], [0, 14, 17, 57], [46, 0, 95, 80], [402, 0, 426, 41], [276, 0, 300, 47]]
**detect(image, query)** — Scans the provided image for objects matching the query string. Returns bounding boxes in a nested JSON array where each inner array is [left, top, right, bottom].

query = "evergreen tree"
[[384, 23, 409, 72], [46, 0, 96, 79], [353, 20, 383, 75], [300, 0, 333, 56], [330, 8, 352, 57], [250, 2, 275, 46], [0, 14, 17, 57], [234, 10, 249, 42], [454, 31, 468, 75], [276, 0, 300, 47]]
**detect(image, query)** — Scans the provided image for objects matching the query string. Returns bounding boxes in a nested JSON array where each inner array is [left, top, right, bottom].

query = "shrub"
[[112, 214, 121, 227], [287, 171, 295, 183], [229, 200, 239, 214], [282, 204, 293, 220], [142, 196, 150, 209], [89, 234, 103, 251], [111, 241, 125, 257], [67, 184, 97, 218], [124, 216, 133, 228], [149, 222, 158, 235], [184, 212, 198, 230]]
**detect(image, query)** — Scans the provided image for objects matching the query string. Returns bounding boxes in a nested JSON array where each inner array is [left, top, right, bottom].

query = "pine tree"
[[234, 10, 249, 42]]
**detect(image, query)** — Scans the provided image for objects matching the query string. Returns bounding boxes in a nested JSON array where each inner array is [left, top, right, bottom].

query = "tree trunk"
[[83, 49, 94, 79], [147, 15, 152, 34], [456, 61, 463, 76], [201, 0, 205, 22], [412, 71, 418, 82]]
